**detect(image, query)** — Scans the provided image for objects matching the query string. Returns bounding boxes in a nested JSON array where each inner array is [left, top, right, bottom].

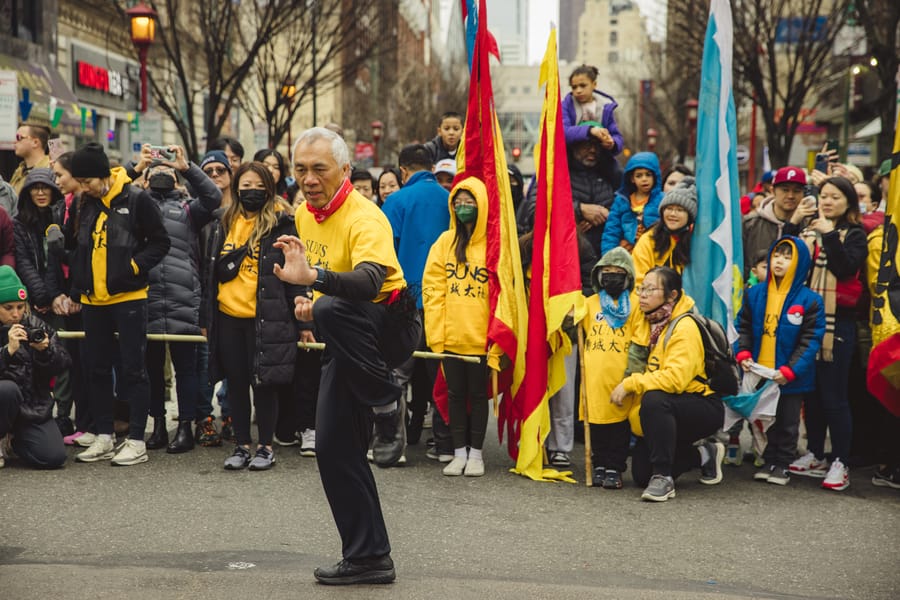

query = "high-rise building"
[[486, 0, 529, 65], [559, 0, 586, 63]]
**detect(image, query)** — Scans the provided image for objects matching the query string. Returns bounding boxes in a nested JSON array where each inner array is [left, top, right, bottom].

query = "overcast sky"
[[527, 0, 665, 64]]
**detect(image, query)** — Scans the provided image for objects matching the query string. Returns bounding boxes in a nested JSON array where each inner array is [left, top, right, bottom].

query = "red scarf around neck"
[[306, 178, 353, 223]]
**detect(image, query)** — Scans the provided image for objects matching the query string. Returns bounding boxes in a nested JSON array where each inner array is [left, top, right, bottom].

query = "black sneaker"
[[372, 409, 404, 467], [699, 440, 725, 485], [767, 466, 791, 486], [603, 469, 623, 489], [548, 451, 571, 468], [220, 417, 235, 443], [641, 474, 676, 502], [314, 555, 396, 585], [591, 466, 606, 488], [872, 465, 900, 489], [195, 417, 222, 447]]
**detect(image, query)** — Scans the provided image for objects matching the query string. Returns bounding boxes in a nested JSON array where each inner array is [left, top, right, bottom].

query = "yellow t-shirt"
[[217, 214, 259, 318], [294, 190, 405, 303]]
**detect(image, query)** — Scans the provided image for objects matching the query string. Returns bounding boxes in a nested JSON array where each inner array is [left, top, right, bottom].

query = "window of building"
[[610, 31, 618, 47], [522, 86, 531, 95], [608, 52, 619, 64], [0, 0, 39, 43], [510, 86, 518, 94]]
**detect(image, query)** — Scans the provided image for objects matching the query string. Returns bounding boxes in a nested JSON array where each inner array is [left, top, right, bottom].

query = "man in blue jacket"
[[381, 144, 450, 451]]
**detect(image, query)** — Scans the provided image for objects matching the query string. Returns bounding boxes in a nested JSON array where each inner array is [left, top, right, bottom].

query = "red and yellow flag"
[[509, 28, 586, 481], [868, 109, 900, 417], [454, 0, 528, 426]]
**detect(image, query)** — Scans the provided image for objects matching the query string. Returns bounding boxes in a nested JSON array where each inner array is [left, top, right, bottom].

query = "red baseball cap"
[[772, 166, 807, 187]]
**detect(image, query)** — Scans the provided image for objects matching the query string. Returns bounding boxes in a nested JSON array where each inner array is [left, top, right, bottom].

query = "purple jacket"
[[562, 89, 623, 156]]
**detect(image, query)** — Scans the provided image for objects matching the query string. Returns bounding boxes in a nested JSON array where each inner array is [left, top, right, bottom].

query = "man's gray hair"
[[293, 127, 350, 168]]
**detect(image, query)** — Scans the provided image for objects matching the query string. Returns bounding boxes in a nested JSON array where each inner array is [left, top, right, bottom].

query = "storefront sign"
[[76, 61, 125, 97]]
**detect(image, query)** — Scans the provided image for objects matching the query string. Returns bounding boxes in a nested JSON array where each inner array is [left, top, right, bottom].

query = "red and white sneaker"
[[822, 458, 850, 491], [789, 451, 829, 478]]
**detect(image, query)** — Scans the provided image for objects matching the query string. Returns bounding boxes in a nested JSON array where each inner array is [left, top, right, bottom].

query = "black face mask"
[[238, 189, 268, 212], [149, 173, 175, 194], [600, 272, 628, 298]]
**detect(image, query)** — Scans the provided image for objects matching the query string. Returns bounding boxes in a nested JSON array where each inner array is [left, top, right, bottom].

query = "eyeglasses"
[[30, 185, 51, 194], [203, 167, 228, 176], [635, 286, 662, 296]]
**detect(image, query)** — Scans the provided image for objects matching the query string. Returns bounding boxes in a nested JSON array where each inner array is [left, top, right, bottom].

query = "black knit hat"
[[70, 143, 111, 179]]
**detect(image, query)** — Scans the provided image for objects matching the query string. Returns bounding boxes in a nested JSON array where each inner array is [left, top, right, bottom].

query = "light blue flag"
[[683, 0, 743, 342]]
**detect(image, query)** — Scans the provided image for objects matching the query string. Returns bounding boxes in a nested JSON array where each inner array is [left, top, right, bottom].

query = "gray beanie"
[[659, 176, 697, 222], [591, 246, 635, 294]]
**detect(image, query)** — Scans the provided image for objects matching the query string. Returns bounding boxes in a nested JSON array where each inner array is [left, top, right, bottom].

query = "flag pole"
[[577, 326, 592, 486], [492, 369, 499, 418]]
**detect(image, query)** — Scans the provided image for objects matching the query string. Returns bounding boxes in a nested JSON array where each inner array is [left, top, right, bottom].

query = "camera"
[[1, 324, 47, 344]]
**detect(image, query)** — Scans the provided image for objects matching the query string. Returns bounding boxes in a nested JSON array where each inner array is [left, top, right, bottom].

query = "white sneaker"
[[299, 429, 316, 457], [76, 436, 115, 462], [442, 455, 467, 476], [111, 439, 149, 466], [789, 451, 829, 478], [822, 458, 850, 491], [74, 432, 97, 447], [464, 457, 484, 477]]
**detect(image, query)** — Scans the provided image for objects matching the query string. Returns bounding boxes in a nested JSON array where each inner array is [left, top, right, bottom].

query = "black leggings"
[[590, 420, 631, 473], [216, 312, 277, 446], [442, 354, 488, 450]]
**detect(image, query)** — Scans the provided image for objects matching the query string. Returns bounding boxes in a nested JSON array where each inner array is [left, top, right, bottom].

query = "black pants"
[[147, 340, 199, 422], [639, 390, 723, 478], [0, 381, 66, 468], [82, 300, 150, 440], [314, 296, 400, 560], [216, 312, 277, 446], [762, 393, 803, 468], [590, 420, 631, 473], [442, 354, 488, 450], [276, 346, 320, 439]]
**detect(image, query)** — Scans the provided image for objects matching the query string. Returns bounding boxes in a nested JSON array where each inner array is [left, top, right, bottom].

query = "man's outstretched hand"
[[273, 235, 317, 285]]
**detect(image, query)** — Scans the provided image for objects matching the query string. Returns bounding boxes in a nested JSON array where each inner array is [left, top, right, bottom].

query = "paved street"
[[1, 418, 898, 600]]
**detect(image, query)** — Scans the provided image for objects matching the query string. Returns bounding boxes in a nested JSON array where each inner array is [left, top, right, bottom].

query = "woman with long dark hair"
[[253, 149, 289, 200], [630, 177, 696, 288]]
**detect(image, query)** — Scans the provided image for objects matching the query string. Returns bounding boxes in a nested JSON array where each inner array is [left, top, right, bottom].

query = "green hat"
[[591, 247, 635, 294], [0, 266, 26, 303], [879, 158, 893, 177]]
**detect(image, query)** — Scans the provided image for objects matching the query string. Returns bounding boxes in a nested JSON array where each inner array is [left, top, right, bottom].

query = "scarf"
[[599, 290, 631, 329], [807, 230, 845, 362], [305, 178, 353, 223], [646, 301, 675, 349]]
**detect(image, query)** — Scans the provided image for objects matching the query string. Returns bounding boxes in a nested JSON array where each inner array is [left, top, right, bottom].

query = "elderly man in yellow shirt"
[[274, 127, 420, 586]]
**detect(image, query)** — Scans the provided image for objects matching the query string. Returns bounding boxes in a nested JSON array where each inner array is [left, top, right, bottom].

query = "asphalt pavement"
[[1, 416, 898, 600]]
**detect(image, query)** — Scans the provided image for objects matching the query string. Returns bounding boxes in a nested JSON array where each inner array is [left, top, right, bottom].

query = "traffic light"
[[512, 147, 521, 161]]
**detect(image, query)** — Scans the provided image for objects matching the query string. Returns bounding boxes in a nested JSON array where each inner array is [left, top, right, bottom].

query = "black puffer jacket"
[[13, 168, 65, 309], [147, 165, 221, 334], [66, 168, 171, 300], [0, 313, 71, 423], [205, 212, 306, 386]]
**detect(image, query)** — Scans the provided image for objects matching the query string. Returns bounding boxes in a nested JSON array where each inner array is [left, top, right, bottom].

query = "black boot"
[[146, 417, 169, 450], [372, 408, 404, 467], [166, 420, 195, 454]]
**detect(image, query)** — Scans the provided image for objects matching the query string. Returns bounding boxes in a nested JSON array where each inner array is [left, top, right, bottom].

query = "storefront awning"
[[0, 54, 91, 145], [852, 118, 881, 139]]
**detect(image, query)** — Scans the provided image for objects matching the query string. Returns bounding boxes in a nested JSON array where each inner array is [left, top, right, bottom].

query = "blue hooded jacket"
[[735, 236, 825, 394], [381, 170, 450, 308], [600, 152, 662, 255]]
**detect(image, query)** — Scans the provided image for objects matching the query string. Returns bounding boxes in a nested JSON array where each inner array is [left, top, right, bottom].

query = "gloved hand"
[[45, 224, 65, 256]]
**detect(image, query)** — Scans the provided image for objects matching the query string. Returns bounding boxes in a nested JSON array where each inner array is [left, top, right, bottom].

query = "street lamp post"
[[646, 128, 658, 152], [125, 1, 158, 113], [370, 120, 383, 168], [685, 98, 699, 168], [281, 80, 297, 153]]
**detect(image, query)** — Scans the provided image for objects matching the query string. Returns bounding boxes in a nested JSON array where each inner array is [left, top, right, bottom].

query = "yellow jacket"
[[631, 230, 683, 288], [422, 177, 489, 356], [622, 293, 713, 399]]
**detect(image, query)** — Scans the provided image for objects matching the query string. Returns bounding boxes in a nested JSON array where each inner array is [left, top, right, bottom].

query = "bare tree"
[[855, 0, 900, 163], [107, 0, 303, 160], [236, 0, 386, 151]]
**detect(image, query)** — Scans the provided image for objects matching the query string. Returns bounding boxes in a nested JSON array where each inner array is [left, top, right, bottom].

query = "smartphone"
[[825, 138, 840, 158], [814, 153, 829, 173], [149, 145, 175, 160]]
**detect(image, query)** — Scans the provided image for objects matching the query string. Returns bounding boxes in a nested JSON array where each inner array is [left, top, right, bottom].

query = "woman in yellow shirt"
[[206, 162, 302, 471]]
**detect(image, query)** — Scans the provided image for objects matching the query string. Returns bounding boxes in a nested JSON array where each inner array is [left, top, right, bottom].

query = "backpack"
[[663, 311, 740, 396]]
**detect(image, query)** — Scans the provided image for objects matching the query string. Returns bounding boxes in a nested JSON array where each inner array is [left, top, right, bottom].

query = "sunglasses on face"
[[15, 134, 32, 142], [203, 167, 228, 176]]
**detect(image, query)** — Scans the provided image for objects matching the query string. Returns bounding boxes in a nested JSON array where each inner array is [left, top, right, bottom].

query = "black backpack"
[[663, 311, 740, 396]]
